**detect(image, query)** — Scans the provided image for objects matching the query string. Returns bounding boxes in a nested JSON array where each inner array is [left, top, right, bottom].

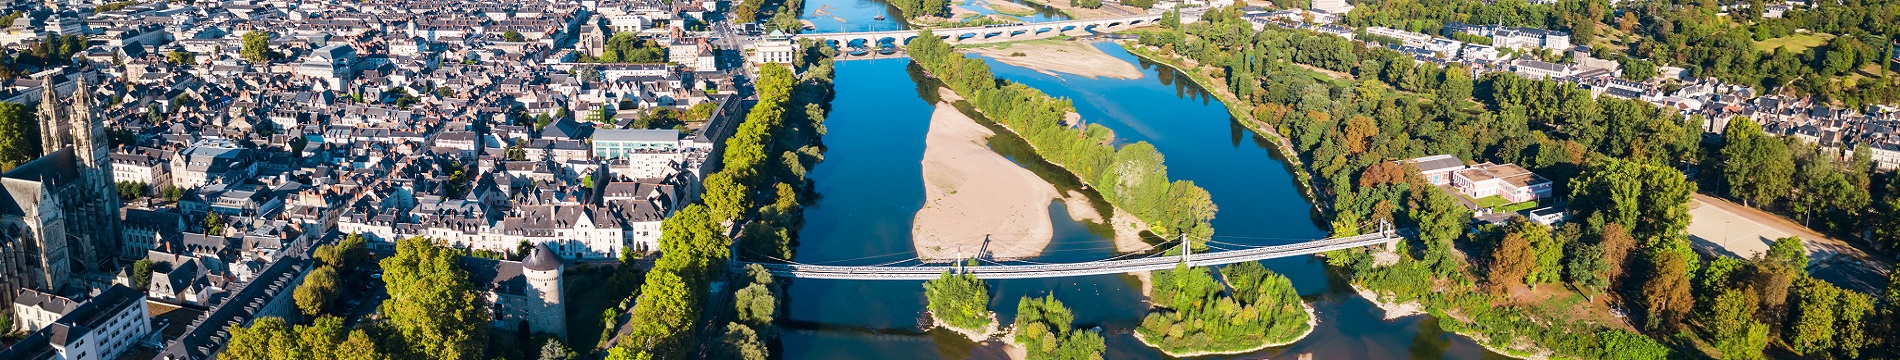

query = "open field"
[[1753, 33, 1832, 52]]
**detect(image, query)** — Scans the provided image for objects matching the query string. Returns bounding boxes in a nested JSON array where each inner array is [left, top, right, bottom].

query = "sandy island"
[[913, 90, 1063, 260], [913, 88, 1157, 260], [965, 41, 1144, 80]]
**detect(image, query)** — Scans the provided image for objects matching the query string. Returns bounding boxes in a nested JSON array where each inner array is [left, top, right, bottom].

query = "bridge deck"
[[739, 230, 1397, 280]]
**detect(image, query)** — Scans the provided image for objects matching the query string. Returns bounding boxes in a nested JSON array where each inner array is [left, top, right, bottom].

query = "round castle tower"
[[521, 243, 567, 338]]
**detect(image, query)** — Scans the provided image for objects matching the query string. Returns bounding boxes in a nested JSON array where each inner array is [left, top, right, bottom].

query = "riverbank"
[[966, 40, 1143, 80], [1124, 40, 1574, 360], [1059, 190, 1151, 253], [1014, 0, 1128, 19], [913, 89, 1062, 260], [1131, 301, 1318, 357]]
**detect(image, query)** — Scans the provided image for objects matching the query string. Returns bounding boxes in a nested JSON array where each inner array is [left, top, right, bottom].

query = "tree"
[[732, 282, 776, 328], [131, 259, 154, 291], [1564, 241, 1608, 295], [538, 338, 572, 360], [241, 31, 274, 64], [501, 30, 525, 42], [167, 50, 196, 67], [1599, 223, 1637, 289], [1619, 57, 1658, 81], [1721, 119, 1795, 207], [1488, 227, 1535, 294], [923, 271, 992, 332], [1013, 295, 1105, 360], [205, 212, 224, 235], [701, 171, 750, 223], [295, 266, 339, 317], [380, 238, 488, 360], [1786, 277, 1874, 357], [221, 317, 296, 360], [1641, 248, 1695, 329], [1411, 187, 1470, 276], [335, 329, 388, 360], [1700, 288, 1769, 360], [0, 103, 40, 170], [712, 323, 767, 360]]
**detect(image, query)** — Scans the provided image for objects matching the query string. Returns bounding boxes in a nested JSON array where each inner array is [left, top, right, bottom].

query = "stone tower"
[[70, 74, 121, 271], [32, 72, 122, 273], [520, 243, 566, 339], [36, 80, 66, 156]]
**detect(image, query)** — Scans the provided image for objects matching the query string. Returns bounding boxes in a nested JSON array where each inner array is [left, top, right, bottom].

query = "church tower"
[[66, 74, 121, 272], [36, 79, 66, 156]]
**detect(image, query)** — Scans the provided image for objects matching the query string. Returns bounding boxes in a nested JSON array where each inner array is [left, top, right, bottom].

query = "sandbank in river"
[[965, 41, 1144, 80]]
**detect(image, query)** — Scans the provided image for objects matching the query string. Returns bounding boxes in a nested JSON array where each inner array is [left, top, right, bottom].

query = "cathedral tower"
[[70, 74, 121, 271], [36, 80, 65, 156]]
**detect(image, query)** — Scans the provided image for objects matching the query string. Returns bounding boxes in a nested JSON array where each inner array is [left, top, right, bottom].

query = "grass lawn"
[[1470, 195, 1512, 208], [1494, 201, 1540, 214], [1753, 33, 1832, 52]]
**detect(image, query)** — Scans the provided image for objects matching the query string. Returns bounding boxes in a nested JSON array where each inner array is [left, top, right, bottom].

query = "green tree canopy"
[[379, 237, 488, 360], [923, 271, 992, 332]]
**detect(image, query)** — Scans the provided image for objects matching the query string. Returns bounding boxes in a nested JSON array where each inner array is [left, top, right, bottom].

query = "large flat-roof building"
[[1451, 163, 1552, 204], [0, 285, 152, 360]]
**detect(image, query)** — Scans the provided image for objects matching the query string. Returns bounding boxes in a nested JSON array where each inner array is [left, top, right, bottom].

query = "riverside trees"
[[907, 29, 1218, 244]]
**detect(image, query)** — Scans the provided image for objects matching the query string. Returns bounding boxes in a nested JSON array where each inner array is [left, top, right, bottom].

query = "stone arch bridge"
[[793, 14, 1162, 48]]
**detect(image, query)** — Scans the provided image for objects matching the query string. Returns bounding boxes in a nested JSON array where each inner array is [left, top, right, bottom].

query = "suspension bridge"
[[737, 223, 1400, 280]]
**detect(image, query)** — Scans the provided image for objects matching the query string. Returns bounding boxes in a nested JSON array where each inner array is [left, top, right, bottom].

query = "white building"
[[751, 36, 796, 66], [0, 285, 152, 360], [9, 289, 79, 333], [1451, 163, 1552, 204]]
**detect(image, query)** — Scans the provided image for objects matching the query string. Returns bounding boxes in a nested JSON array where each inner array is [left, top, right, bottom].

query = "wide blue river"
[[782, 2, 1508, 357]]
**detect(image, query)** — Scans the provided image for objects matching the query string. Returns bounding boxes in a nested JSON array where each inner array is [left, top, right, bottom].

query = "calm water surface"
[[779, 6, 1510, 357]]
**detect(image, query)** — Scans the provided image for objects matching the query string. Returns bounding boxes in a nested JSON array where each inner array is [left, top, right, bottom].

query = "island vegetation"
[[924, 271, 995, 337], [907, 29, 1218, 245], [1128, 4, 1900, 359], [1011, 295, 1105, 359], [1135, 262, 1310, 355]]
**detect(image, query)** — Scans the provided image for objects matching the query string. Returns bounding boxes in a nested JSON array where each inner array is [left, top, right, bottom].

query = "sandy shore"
[[966, 41, 1144, 80], [979, 0, 1036, 15], [929, 309, 999, 342], [1350, 284, 1425, 320], [1132, 301, 1318, 357], [1058, 190, 1152, 253], [913, 89, 1063, 260]]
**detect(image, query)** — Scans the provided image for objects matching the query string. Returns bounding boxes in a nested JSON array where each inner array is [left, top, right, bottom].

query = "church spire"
[[37, 77, 64, 156]]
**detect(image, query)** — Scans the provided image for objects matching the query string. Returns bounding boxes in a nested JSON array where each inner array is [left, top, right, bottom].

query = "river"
[[781, 2, 1510, 358]]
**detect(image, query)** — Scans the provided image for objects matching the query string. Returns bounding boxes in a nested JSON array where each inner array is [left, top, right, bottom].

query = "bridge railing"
[[743, 229, 1399, 279]]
